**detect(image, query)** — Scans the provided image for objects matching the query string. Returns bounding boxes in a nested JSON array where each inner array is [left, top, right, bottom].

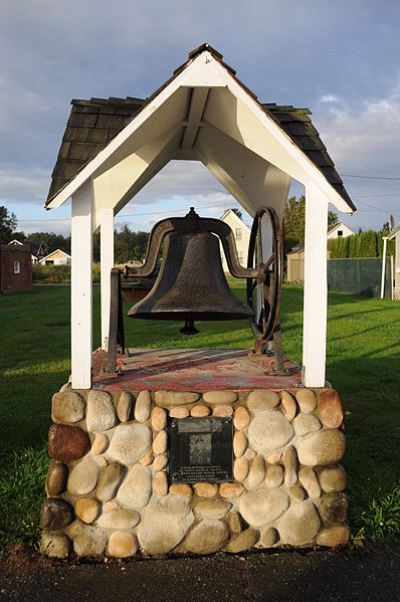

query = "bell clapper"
[[180, 318, 199, 335]]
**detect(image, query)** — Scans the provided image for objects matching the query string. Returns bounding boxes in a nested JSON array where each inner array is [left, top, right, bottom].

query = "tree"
[[283, 196, 338, 252], [0, 206, 17, 242]]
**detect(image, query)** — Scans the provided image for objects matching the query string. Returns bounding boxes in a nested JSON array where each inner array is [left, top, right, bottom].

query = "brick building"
[[0, 244, 32, 293]]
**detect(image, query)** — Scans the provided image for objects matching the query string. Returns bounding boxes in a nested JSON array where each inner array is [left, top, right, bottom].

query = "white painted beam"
[[181, 87, 209, 150], [100, 207, 114, 350], [71, 181, 93, 389], [302, 182, 328, 387]]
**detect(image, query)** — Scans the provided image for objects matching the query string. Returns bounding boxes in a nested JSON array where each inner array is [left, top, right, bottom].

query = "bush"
[[32, 263, 101, 283]]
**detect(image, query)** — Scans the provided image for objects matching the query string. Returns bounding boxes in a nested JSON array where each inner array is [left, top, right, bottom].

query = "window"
[[238, 251, 244, 263], [235, 228, 242, 241], [337, 230, 343, 237], [13, 260, 21, 274]]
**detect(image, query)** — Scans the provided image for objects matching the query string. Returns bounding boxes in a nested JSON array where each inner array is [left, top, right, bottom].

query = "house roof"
[[387, 225, 400, 240], [327, 221, 355, 234], [40, 248, 71, 261], [220, 208, 250, 230], [45, 44, 356, 217]]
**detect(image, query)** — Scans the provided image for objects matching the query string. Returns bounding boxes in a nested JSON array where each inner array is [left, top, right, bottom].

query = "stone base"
[[41, 386, 349, 558]]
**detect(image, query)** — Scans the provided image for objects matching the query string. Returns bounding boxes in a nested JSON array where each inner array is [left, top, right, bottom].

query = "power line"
[[342, 174, 400, 181], [15, 201, 237, 223]]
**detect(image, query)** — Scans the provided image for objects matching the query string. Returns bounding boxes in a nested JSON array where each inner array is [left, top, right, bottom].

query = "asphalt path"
[[1, 547, 399, 602]]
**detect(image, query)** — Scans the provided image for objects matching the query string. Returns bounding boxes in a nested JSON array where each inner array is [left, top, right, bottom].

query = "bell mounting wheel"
[[246, 206, 283, 353]]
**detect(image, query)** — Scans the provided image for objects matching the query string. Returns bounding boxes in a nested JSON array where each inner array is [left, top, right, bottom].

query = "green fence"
[[327, 257, 392, 298]]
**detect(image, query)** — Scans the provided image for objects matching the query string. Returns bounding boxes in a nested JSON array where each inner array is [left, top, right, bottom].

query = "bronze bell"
[[127, 217, 253, 332]]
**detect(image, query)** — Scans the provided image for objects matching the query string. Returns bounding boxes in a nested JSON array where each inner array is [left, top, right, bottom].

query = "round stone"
[[247, 390, 280, 412], [278, 501, 321, 545], [169, 407, 189, 419], [193, 482, 218, 498], [140, 451, 154, 465], [46, 461, 68, 496], [319, 493, 349, 524], [247, 455, 265, 489], [117, 391, 133, 422], [248, 410, 294, 454], [239, 489, 289, 527], [297, 430, 346, 467], [108, 531, 138, 558], [151, 407, 167, 431], [293, 414, 322, 437], [40, 498, 74, 529], [153, 454, 168, 470], [184, 519, 229, 554], [266, 451, 282, 464], [289, 485, 306, 502], [299, 466, 321, 499], [118, 464, 152, 509], [259, 526, 279, 547], [265, 464, 284, 488], [138, 495, 194, 554], [203, 391, 238, 404], [41, 532, 71, 559], [91, 433, 109, 455], [244, 448, 256, 460], [95, 456, 108, 468], [134, 390, 152, 422], [69, 522, 107, 557], [227, 512, 242, 534], [153, 471, 168, 496], [212, 405, 233, 417], [319, 390, 344, 428], [86, 390, 117, 432], [233, 407, 250, 430], [233, 431, 248, 458], [67, 456, 99, 496], [51, 391, 84, 424], [103, 500, 119, 512], [48, 424, 90, 462], [169, 483, 193, 497], [316, 526, 350, 547], [96, 462, 125, 501], [107, 423, 151, 465], [226, 528, 259, 553], [97, 509, 140, 529], [234, 457, 249, 482], [219, 482, 245, 498], [152, 430, 167, 454], [281, 391, 297, 421], [295, 389, 317, 414], [319, 466, 347, 493], [195, 499, 231, 520], [190, 404, 210, 417], [155, 391, 200, 408], [75, 498, 100, 524], [283, 446, 298, 487]]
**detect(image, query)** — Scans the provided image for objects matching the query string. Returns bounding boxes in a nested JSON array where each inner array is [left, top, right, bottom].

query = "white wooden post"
[[380, 237, 387, 299], [302, 183, 328, 387], [71, 181, 93, 389], [100, 207, 114, 350]]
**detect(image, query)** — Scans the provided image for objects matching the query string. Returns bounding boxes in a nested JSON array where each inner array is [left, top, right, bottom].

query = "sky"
[[1, 0, 400, 235]]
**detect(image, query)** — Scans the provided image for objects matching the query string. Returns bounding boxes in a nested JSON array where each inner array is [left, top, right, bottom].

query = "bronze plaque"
[[168, 417, 233, 483]]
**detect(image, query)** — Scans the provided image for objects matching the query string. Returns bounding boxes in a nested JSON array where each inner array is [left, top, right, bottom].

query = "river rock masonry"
[[41, 387, 349, 558]]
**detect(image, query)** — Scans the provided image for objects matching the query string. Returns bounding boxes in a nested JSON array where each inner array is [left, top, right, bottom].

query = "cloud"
[[319, 94, 340, 104]]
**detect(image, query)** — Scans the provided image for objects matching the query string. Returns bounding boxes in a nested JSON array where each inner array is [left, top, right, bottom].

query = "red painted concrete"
[[93, 348, 302, 392]]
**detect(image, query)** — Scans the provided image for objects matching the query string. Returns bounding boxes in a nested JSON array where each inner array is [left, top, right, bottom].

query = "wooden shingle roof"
[[46, 45, 355, 212]]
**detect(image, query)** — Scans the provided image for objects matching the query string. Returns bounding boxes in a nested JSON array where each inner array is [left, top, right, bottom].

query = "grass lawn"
[[0, 282, 399, 551]]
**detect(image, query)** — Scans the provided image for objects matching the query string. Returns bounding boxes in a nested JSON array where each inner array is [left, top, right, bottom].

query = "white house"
[[327, 222, 354, 240], [220, 209, 251, 271], [39, 249, 71, 266], [43, 44, 355, 389]]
